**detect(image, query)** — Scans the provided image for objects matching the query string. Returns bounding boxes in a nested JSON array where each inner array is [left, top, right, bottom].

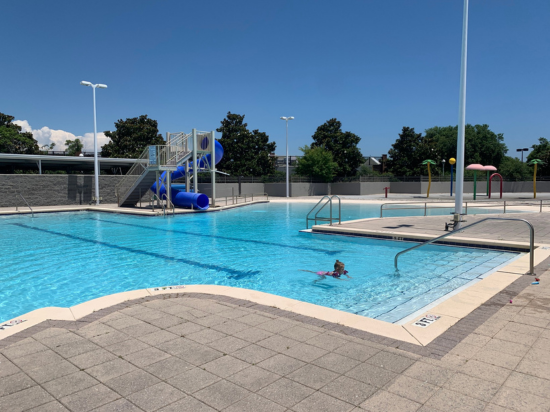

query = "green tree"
[[310, 118, 364, 177], [216, 112, 277, 176], [498, 156, 531, 181], [65, 138, 83, 156], [387, 127, 434, 176], [424, 124, 507, 168], [101, 115, 164, 158], [527, 138, 550, 175], [294, 145, 338, 182], [0, 112, 39, 154]]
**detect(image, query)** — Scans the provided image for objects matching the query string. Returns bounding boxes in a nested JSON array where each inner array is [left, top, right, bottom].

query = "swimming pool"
[[0, 202, 519, 324]]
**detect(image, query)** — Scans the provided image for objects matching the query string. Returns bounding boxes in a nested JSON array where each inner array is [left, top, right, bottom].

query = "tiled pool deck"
[[1, 201, 550, 411]]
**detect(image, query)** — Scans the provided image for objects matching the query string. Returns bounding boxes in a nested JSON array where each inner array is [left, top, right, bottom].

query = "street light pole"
[[280, 116, 294, 198], [80, 81, 107, 206], [442, 159, 446, 175], [516, 148, 529, 162]]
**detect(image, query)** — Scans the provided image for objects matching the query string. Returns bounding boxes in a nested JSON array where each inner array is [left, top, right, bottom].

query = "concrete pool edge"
[[2, 246, 547, 350]]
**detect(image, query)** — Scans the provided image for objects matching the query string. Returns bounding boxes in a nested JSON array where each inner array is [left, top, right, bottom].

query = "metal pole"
[[211, 131, 216, 207], [450, 164, 454, 196], [454, 0, 469, 230], [92, 85, 100, 205], [192, 129, 198, 194], [286, 120, 289, 198]]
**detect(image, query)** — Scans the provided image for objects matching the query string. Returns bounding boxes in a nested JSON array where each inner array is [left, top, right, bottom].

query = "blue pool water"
[[0, 202, 519, 324]]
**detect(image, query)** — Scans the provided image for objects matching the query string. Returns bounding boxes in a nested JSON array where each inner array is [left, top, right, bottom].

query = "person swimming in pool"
[[301, 260, 352, 283]]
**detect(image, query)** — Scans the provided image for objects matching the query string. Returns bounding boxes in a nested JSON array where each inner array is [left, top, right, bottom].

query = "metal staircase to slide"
[[115, 133, 192, 207]]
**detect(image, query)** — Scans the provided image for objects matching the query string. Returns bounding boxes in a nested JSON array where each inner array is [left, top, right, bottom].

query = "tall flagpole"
[[453, 0, 469, 230]]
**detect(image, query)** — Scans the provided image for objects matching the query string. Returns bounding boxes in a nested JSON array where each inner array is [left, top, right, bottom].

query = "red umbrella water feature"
[[465, 164, 485, 200]]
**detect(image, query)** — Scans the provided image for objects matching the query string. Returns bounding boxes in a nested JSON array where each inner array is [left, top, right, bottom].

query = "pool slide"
[[150, 140, 224, 210]]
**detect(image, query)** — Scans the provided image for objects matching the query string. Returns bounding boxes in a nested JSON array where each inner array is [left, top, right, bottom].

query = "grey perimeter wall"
[[0, 175, 546, 207]]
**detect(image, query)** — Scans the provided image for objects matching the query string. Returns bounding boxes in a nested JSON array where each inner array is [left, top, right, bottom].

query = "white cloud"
[[13, 120, 110, 152]]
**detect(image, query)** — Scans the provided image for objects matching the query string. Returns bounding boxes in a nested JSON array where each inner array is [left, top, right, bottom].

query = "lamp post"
[[516, 148, 529, 162], [280, 116, 294, 198], [442, 159, 446, 175], [80, 81, 107, 206]]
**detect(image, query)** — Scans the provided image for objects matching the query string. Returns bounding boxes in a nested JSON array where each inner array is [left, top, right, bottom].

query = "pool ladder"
[[394, 217, 535, 275], [306, 195, 341, 229]]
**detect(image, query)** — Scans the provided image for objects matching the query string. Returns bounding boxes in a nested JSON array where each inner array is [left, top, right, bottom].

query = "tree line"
[[1, 109, 547, 179]]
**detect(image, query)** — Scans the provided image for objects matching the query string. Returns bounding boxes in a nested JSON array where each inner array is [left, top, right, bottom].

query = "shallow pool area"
[[0, 202, 520, 324]]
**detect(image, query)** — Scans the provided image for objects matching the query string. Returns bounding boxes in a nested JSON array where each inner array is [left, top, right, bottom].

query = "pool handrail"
[[16, 193, 34, 218], [306, 195, 341, 229], [394, 217, 535, 275], [380, 199, 550, 218]]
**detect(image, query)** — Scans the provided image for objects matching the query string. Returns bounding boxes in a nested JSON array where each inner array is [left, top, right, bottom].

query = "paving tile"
[[224, 393, 287, 412], [483, 338, 530, 358], [492, 386, 549, 412], [90, 331, 132, 347], [144, 356, 194, 380], [165, 321, 205, 336], [193, 314, 227, 327], [202, 354, 249, 378], [257, 353, 306, 376], [158, 339, 222, 366], [320, 375, 377, 406], [136, 330, 179, 346], [102, 315, 144, 330], [306, 333, 348, 351], [233, 326, 274, 343], [32, 328, 70, 340], [443, 372, 500, 402], [86, 358, 137, 382], [53, 339, 100, 358], [472, 349, 522, 370], [280, 342, 328, 363], [42, 371, 98, 398], [366, 350, 416, 373], [279, 325, 321, 342], [69, 348, 118, 369], [104, 369, 161, 397], [360, 390, 421, 412], [286, 364, 339, 390], [313, 352, 361, 374], [77, 323, 118, 339], [193, 379, 251, 410], [105, 339, 150, 357], [0, 355, 21, 378], [293, 391, 355, 412], [91, 398, 143, 411], [120, 323, 161, 338], [2, 339, 48, 360], [207, 335, 250, 353], [0, 385, 55, 412], [167, 367, 220, 394], [27, 400, 69, 411], [39, 331, 84, 348], [231, 344, 276, 364], [157, 396, 216, 412], [0, 371, 36, 397], [503, 372, 550, 401], [385, 375, 439, 404], [515, 359, 550, 380], [60, 384, 120, 412], [217, 308, 250, 320], [459, 359, 512, 385], [345, 363, 397, 388], [123, 346, 171, 367], [334, 341, 380, 361], [238, 313, 272, 326], [257, 334, 301, 352], [146, 314, 183, 330], [403, 361, 455, 386], [185, 328, 227, 345], [126, 382, 186, 412], [26, 359, 79, 384], [425, 388, 486, 412], [257, 377, 315, 408], [210, 320, 253, 335], [482, 405, 510, 412], [227, 365, 280, 392], [11, 349, 63, 370]]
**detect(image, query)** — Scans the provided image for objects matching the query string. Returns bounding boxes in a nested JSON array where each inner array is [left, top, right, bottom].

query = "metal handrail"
[[16, 194, 34, 218], [160, 194, 175, 216], [380, 199, 550, 218], [394, 217, 535, 275], [306, 195, 341, 229]]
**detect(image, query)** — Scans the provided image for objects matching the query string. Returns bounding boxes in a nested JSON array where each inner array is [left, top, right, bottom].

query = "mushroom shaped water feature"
[[465, 163, 485, 200], [483, 165, 497, 195]]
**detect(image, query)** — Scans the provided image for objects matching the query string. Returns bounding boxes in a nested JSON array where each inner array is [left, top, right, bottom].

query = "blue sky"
[[2, 0, 548, 158]]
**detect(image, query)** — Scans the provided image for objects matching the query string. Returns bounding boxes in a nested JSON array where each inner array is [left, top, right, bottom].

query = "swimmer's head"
[[334, 260, 345, 274]]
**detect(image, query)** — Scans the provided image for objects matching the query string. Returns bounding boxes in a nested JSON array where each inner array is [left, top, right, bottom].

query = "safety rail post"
[[394, 217, 535, 275], [541, 199, 543, 213], [424, 203, 427, 216], [504, 201, 506, 214]]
